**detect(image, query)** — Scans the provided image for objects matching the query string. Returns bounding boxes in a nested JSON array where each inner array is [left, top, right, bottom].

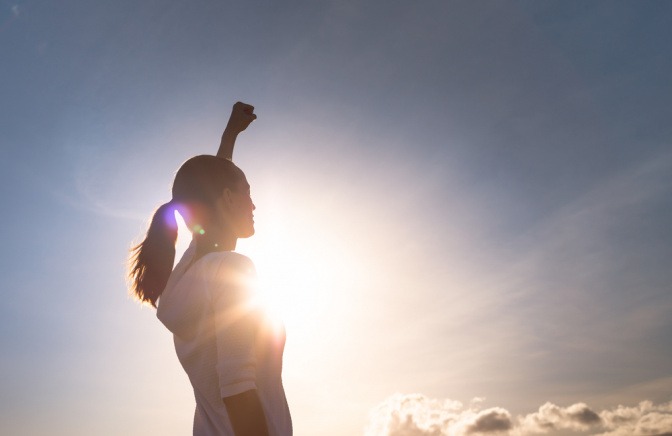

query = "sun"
[[243, 215, 337, 335], [173, 207, 348, 337]]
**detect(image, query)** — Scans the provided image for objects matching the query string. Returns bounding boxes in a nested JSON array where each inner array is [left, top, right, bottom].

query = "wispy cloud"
[[366, 393, 672, 436]]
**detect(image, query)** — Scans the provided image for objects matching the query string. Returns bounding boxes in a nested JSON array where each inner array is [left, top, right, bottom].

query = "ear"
[[221, 188, 234, 208]]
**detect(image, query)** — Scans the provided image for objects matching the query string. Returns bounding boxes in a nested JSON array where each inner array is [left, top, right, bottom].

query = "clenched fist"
[[226, 101, 257, 135]]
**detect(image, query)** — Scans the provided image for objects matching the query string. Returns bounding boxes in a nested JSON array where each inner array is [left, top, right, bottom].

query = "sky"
[[1, 1, 671, 435]]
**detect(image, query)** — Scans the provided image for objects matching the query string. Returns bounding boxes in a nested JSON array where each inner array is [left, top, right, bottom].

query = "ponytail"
[[128, 201, 178, 307]]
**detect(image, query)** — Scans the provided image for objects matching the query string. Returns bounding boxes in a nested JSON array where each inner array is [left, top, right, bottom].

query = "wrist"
[[222, 127, 240, 139]]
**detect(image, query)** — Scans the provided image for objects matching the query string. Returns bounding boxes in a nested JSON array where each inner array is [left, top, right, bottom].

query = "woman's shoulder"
[[198, 251, 256, 277], [197, 252, 256, 301]]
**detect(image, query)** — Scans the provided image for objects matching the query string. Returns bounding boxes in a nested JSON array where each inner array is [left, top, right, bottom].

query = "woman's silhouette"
[[128, 103, 292, 436]]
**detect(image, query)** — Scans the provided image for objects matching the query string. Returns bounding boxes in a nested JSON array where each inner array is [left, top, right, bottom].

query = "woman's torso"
[[157, 248, 292, 436]]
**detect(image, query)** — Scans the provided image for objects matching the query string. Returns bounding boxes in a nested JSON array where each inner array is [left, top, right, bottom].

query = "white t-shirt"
[[157, 243, 292, 435]]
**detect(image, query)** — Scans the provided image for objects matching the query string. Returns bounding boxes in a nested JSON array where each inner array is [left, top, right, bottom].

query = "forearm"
[[217, 102, 256, 160], [223, 389, 270, 436], [217, 126, 238, 160]]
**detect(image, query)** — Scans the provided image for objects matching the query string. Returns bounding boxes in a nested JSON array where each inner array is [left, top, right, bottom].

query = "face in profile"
[[226, 177, 256, 238]]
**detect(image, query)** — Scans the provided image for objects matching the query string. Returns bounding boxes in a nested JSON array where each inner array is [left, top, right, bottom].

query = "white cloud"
[[365, 393, 514, 436], [519, 402, 602, 433], [596, 401, 672, 436], [468, 408, 514, 434], [366, 394, 672, 436], [365, 393, 464, 436]]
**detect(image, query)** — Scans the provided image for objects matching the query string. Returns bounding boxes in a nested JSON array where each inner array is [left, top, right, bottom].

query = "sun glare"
[[246, 215, 340, 335], [174, 211, 192, 265], [174, 208, 353, 338]]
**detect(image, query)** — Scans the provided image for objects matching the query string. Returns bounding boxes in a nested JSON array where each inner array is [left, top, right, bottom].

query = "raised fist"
[[227, 101, 257, 134]]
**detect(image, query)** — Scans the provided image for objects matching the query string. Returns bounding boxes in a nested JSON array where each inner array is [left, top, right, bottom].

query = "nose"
[[252, 201, 256, 211]]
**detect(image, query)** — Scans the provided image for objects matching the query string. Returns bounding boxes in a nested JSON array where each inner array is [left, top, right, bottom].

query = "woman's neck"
[[194, 230, 237, 260]]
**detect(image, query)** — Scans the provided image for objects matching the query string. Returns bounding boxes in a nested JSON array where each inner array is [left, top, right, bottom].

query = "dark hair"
[[128, 155, 245, 307]]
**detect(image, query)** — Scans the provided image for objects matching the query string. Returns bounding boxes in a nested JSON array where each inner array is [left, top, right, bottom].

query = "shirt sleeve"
[[210, 255, 259, 399]]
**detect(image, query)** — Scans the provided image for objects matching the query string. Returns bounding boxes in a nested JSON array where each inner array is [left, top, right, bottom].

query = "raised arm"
[[217, 102, 257, 160]]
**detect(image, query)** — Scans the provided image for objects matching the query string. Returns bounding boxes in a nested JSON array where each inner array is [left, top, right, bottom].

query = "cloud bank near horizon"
[[366, 393, 672, 436]]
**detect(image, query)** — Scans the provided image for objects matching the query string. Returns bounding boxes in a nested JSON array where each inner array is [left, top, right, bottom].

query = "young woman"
[[129, 103, 292, 436]]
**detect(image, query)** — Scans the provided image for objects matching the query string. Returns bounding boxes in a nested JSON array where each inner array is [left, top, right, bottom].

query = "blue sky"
[[1, 1, 671, 435]]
